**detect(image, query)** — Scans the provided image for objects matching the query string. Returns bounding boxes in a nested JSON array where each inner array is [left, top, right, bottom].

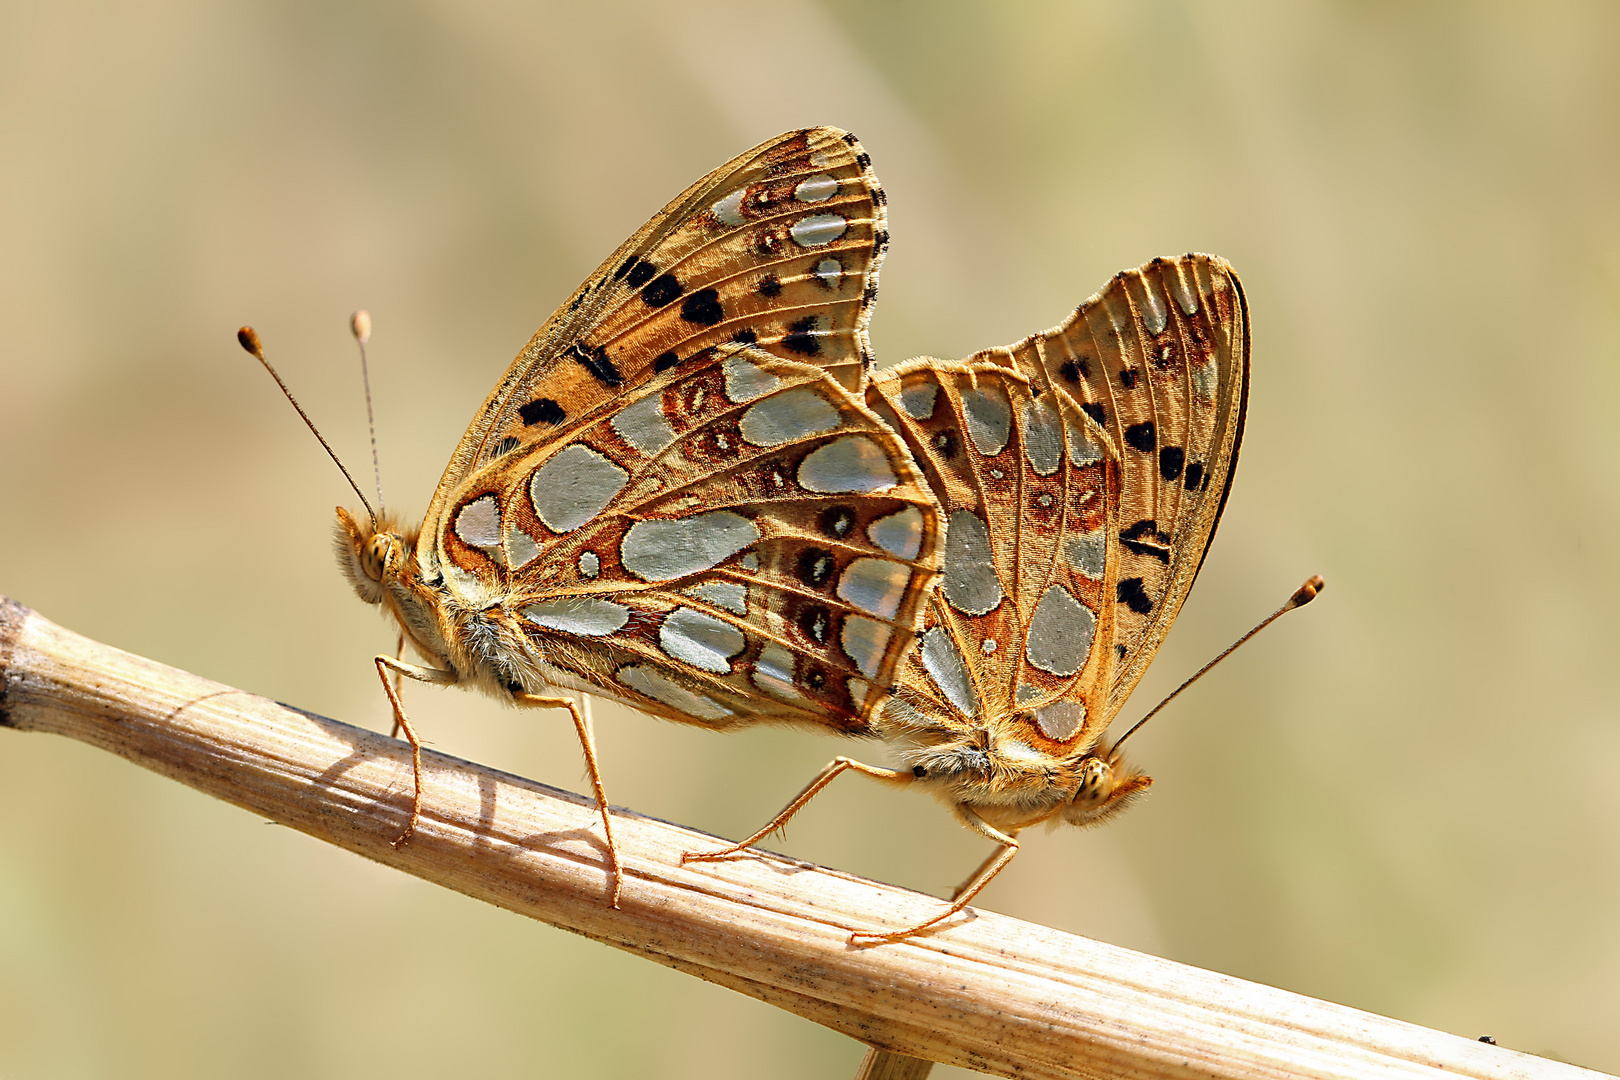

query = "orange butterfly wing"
[[970, 254, 1249, 715], [415, 129, 942, 733], [865, 255, 1247, 756]]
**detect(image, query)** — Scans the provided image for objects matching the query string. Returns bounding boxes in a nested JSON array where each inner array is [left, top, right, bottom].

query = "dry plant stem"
[[855, 1049, 934, 1080], [0, 597, 1606, 1080]]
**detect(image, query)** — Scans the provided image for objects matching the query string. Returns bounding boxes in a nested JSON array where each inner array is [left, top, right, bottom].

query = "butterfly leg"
[[387, 632, 406, 739], [950, 827, 1024, 901], [512, 691, 623, 910], [374, 654, 458, 847], [680, 757, 914, 863], [847, 805, 1019, 944]]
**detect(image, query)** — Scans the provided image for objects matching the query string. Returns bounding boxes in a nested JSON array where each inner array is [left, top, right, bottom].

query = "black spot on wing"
[[757, 274, 782, 298], [641, 273, 682, 308], [1124, 422, 1156, 453], [1159, 446, 1185, 482], [797, 548, 835, 588], [1117, 577, 1153, 614], [783, 315, 820, 356], [1184, 461, 1205, 491], [732, 328, 757, 345], [622, 259, 658, 288], [520, 398, 566, 426], [797, 604, 832, 644], [653, 351, 680, 372], [681, 289, 724, 326], [1120, 520, 1172, 564], [1081, 402, 1106, 426], [819, 506, 855, 539], [568, 343, 622, 387], [1119, 368, 1140, 389]]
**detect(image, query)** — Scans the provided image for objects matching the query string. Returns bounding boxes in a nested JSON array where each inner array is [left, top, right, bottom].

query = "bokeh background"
[[3, 1, 1618, 1076]]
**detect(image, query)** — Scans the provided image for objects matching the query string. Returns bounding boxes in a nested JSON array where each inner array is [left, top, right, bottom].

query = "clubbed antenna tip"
[[349, 310, 385, 512], [1110, 574, 1328, 755], [233, 323, 376, 523], [1289, 575, 1326, 609]]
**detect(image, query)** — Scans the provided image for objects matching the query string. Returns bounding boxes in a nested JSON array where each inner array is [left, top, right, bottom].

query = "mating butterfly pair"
[[327, 128, 1247, 940]]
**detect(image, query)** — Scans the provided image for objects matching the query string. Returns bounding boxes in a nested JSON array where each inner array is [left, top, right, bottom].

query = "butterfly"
[[325, 128, 945, 905], [683, 255, 1251, 940]]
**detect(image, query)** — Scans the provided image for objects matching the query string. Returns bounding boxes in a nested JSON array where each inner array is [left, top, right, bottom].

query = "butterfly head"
[[1061, 744, 1152, 828], [334, 505, 418, 606]]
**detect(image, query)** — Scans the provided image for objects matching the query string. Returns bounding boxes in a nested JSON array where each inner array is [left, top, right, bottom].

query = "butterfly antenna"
[[1110, 575, 1326, 755], [236, 326, 377, 522], [349, 310, 386, 514]]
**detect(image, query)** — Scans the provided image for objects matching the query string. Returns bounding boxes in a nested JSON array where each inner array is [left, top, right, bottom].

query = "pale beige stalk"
[[0, 598, 1602, 1080]]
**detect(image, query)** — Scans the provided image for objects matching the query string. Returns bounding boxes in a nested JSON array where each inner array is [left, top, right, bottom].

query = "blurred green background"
[[3, 1, 1618, 1076]]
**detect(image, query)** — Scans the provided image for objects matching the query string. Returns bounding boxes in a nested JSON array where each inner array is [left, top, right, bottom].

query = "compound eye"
[[1080, 756, 1112, 794], [363, 535, 391, 581]]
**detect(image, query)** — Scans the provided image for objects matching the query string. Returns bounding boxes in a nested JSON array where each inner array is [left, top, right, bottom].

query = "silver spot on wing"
[[752, 642, 802, 703], [618, 665, 733, 721], [712, 188, 745, 227], [942, 510, 1002, 615], [530, 444, 629, 533], [620, 511, 760, 581], [1025, 585, 1095, 677], [868, 505, 923, 560], [722, 350, 782, 403], [790, 213, 848, 248], [454, 496, 502, 548], [611, 392, 676, 455], [794, 174, 839, 203], [1065, 529, 1106, 579], [840, 615, 892, 679], [659, 607, 746, 674], [920, 627, 976, 718], [962, 385, 1011, 456], [1035, 700, 1087, 741], [524, 597, 630, 637], [898, 382, 937, 420], [1021, 397, 1063, 476], [739, 387, 840, 446], [685, 580, 747, 615], [836, 558, 910, 619], [797, 436, 897, 493]]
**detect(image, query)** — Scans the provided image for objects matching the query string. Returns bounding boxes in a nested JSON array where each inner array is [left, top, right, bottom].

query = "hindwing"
[[968, 254, 1249, 713], [438, 345, 940, 732], [868, 360, 1121, 754]]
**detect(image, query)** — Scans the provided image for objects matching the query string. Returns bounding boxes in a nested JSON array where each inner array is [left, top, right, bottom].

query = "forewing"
[[438, 346, 941, 733], [972, 254, 1249, 713], [867, 360, 1122, 753], [422, 126, 888, 542]]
